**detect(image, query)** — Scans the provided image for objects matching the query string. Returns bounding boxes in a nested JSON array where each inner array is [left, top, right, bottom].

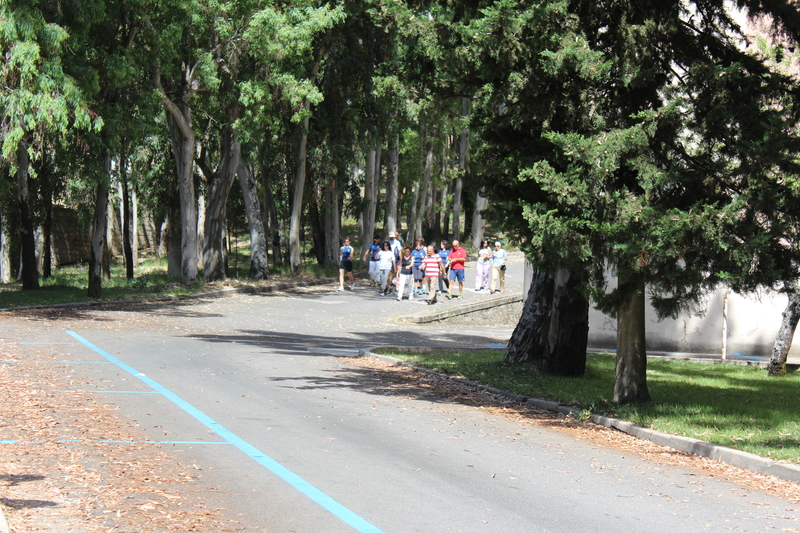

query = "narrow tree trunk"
[[202, 126, 241, 281], [323, 178, 340, 266], [453, 99, 469, 242], [541, 268, 588, 376], [16, 137, 38, 289], [359, 147, 379, 249], [120, 151, 134, 279], [0, 212, 11, 283], [132, 183, 139, 266], [43, 200, 53, 279], [471, 188, 488, 249], [768, 285, 800, 377], [383, 137, 399, 237], [88, 158, 110, 298], [614, 272, 651, 403], [505, 268, 554, 364], [308, 189, 326, 266], [167, 207, 182, 277], [261, 167, 282, 268], [406, 176, 421, 244], [415, 142, 434, 240], [237, 162, 269, 279]]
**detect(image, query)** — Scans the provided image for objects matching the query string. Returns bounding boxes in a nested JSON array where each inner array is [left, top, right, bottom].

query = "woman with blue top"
[[437, 240, 450, 294], [338, 237, 355, 291], [490, 241, 509, 294], [411, 238, 427, 295]]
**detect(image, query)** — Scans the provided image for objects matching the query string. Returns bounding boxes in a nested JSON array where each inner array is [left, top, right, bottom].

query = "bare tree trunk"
[[289, 57, 321, 273], [237, 162, 269, 279], [202, 125, 241, 281], [197, 194, 206, 264], [167, 207, 182, 277], [383, 137, 399, 238], [0, 212, 11, 283], [16, 136, 39, 289], [88, 157, 110, 298], [132, 183, 139, 266], [614, 272, 651, 403], [505, 268, 554, 364], [120, 148, 134, 279], [541, 268, 588, 376], [768, 284, 800, 377], [406, 176, 421, 245], [323, 178, 340, 266], [42, 200, 53, 279], [452, 100, 469, 242], [359, 147, 379, 249], [261, 167, 282, 268], [471, 188, 488, 249], [157, 66, 198, 286], [415, 142, 434, 240]]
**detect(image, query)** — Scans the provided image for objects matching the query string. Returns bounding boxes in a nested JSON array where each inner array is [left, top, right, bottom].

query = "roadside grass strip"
[[66, 330, 386, 533], [375, 349, 800, 464]]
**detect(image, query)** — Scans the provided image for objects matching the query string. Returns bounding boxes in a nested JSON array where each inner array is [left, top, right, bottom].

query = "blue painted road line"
[[733, 352, 762, 361], [65, 330, 385, 533]]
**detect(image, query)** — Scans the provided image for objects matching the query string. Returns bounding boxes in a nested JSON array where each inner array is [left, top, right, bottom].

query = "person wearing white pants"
[[474, 240, 491, 291], [396, 247, 415, 301]]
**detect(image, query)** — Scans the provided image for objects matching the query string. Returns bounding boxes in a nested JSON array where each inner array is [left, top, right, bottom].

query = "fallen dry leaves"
[[0, 348, 239, 533], [349, 356, 800, 502]]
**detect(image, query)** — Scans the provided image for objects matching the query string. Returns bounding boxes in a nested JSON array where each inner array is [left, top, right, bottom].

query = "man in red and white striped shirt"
[[421, 245, 444, 304]]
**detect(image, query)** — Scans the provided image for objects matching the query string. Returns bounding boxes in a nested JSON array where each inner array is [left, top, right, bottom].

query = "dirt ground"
[[1, 315, 799, 532]]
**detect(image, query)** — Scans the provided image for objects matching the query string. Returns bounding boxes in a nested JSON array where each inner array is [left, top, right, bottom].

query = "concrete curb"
[[396, 294, 522, 324], [356, 347, 800, 485]]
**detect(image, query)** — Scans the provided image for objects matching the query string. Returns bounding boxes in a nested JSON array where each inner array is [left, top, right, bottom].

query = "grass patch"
[[375, 349, 800, 463], [0, 247, 343, 309]]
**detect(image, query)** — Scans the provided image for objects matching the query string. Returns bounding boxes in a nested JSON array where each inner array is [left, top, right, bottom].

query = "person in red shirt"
[[446, 240, 467, 299]]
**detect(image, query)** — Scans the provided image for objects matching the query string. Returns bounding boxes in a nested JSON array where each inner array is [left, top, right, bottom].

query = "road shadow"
[[187, 328, 505, 357], [0, 498, 58, 509], [0, 474, 45, 486]]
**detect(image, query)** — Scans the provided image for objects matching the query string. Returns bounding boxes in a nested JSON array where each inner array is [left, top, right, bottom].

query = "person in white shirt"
[[490, 241, 509, 294]]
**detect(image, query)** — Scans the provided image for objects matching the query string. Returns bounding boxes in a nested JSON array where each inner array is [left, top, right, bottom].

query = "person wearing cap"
[[362, 235, 382, 286], [490, 241, 509, 294]]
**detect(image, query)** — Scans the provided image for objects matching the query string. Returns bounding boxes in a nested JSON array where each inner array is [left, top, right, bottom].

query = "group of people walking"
[[338, 232, 508, 304]]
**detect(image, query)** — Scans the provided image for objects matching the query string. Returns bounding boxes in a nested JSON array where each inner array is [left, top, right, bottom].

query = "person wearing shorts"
[[338, 237, 355, 291], [421, 245, 444, 303], [362, 235, 382, 286], [411, 238, 426, 295], [446, 240, 466, 299]]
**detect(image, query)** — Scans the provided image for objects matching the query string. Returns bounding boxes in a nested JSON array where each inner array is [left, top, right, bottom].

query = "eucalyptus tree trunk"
[[0, 212, 10, 283], [541, 269, 588, 376], [471, 189, 488, 249], [16, 136, 38, 290], [614, 272, 651, 403], [453, 99, 469, 242], [42, 199, 53, 279], [382, 137, 399, 238], [132, 183, 139, 266], [88, 156, 110, 298], [167, 207, 182, 277], [260, 167, 282, 268], [359, 147, 379, 248], [237, 162, 269, 280], [289, 57, 321, 273], [768, 283, 800, 377], [323, 178, 340, 266], [163, 108, 198, 285], [504, 268, 554, 364], [120, 149, 134, 279], [413, 141, 434, 241], [201, 125, 241, 281], [406, 176, 421, 244]]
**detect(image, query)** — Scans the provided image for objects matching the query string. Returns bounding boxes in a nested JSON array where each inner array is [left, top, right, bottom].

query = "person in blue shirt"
[[362, 235, 382, 286], [437, 240, 450, 294], [338, 237, 355, 291], [410, 238, 427, 295], [490, 241, 509, 294]]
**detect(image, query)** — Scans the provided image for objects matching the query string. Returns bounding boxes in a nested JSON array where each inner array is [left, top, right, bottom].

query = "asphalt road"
[[2, 261, 797, 532]]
